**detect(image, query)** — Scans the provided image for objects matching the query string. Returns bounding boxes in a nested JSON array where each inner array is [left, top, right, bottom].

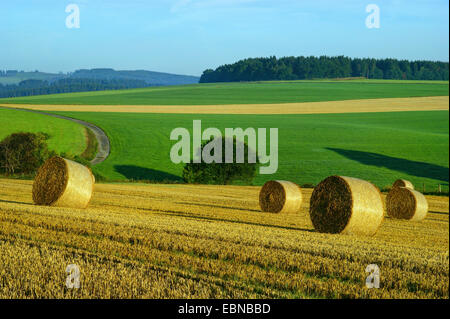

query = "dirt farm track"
[[0, 178, 448, 298]]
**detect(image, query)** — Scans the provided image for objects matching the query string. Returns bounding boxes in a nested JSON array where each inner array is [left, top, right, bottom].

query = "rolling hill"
[[0, 68, 199, 86], [0, 79, 448, 105], [1, 79, 448, 191]]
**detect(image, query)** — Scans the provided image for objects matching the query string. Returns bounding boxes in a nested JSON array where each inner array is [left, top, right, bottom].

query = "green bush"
[[0, 132, 55, 176], [182, 136, 259, 185]]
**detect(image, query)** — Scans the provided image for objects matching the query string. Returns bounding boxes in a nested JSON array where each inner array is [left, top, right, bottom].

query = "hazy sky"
[[1, 0, 448, 76]]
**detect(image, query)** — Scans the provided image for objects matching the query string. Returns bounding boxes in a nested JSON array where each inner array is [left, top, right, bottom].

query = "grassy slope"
[[1, 80, 448, 105], [55, 110, 449, 191], [0, 108, 86, 156]]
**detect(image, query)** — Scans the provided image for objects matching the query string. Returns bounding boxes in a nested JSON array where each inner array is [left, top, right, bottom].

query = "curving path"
[[1, 106, 110, 165]]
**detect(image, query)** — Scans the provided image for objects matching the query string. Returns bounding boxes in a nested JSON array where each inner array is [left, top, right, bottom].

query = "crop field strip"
[[0, 179, 448, 298], [1, 96, 448, 114]]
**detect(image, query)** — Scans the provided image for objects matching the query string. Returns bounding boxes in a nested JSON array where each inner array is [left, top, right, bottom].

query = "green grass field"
[[53, 110, 449, 191], [1, 80, 448, 191], [1, 80, 448, 105], [0, 108, 86, 156]]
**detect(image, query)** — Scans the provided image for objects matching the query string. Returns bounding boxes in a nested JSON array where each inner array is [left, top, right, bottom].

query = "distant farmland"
[[0, 79, 448, 105], [1, 79, 448, 191]]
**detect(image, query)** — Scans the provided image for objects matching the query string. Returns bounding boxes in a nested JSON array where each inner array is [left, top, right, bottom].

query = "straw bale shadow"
[[0, 198, 32, 205], [114, 165, 182, 182]]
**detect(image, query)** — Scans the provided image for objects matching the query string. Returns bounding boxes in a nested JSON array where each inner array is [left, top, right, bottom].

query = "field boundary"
[[0, 106, 110, 165], [81, 127, 100, 161], [1, 96, 448, 114]]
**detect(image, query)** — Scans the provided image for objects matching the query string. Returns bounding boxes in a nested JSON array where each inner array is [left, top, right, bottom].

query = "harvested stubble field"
[[0, 178, 448, 299]]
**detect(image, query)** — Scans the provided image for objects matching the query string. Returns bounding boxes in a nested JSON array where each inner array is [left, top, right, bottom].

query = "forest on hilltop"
[[200, 56, 449, 83]]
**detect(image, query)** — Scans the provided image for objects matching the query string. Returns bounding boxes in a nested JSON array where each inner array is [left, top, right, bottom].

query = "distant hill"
[[0, 68, 199, 86], [70, 68, 199, 86], [0, 68, 200, 98], [0, 71, 66, 85]]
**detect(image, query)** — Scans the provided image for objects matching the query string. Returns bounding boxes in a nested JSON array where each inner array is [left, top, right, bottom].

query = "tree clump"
[[0, 132, 55, 176]]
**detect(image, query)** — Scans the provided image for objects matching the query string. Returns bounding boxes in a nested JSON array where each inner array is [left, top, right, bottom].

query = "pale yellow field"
[[0, 178, 448, 299], [1, 96, 448, 114]]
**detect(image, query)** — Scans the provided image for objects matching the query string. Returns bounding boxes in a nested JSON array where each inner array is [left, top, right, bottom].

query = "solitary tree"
[[182, 136, 259, 185]]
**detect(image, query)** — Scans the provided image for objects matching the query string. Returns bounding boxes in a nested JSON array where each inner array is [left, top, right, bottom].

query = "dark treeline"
[[0, 78, 151, 98], [200, 56, 449, 83]]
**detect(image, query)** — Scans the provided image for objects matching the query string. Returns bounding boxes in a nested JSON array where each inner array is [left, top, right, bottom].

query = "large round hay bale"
[[259, 180, 303, 214], [309, 176, 384, 236], [392, 179, 414, 189], [386, 186, 428, 221], [32, 156, 94, 209]]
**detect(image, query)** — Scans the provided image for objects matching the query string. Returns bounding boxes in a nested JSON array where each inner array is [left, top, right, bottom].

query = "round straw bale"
[[32, 156, 94, 209], [392, 179, 414, 189], [259, 180, 303, 214], [309, 176, 384, 236], [386, 186, 428, 221]]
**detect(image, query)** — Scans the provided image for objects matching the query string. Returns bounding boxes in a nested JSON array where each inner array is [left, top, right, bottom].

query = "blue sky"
[[1, 0, 448, 76]]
